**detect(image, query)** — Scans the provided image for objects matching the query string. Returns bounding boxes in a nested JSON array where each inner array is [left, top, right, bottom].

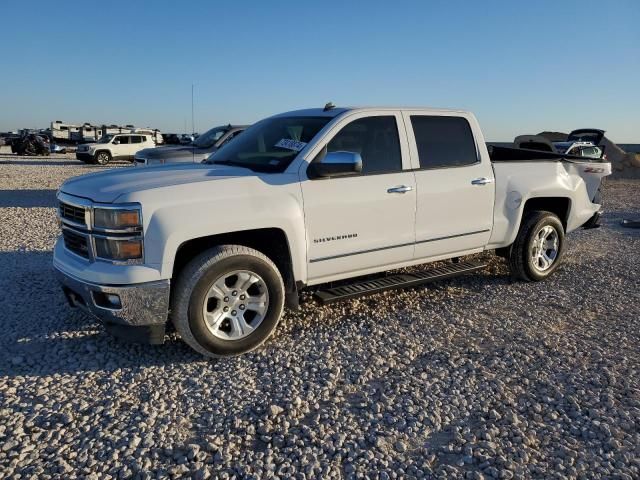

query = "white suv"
[[76, 134, 156, 165]]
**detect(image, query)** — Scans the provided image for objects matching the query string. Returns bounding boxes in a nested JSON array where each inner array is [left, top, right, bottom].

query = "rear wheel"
[[508, 211, 565, 281], [172, 245, 285, 357], [95, 151, 111, 165]]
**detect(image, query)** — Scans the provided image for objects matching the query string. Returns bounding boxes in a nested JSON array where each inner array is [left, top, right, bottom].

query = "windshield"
[[206, 116, 331, 172], [97, 135, 113, 144], [192, 126, 228, 148]]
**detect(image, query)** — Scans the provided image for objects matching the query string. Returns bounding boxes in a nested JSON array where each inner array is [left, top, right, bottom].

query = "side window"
[[219, 131, 239, 147], [327, 116, 402, 174], [410, 116, 477, 169], [117, 136, 130, 144], [131, 135, 142, 144]]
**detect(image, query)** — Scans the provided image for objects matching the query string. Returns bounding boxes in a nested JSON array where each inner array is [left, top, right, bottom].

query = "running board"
[[314, 260, 486, 305]]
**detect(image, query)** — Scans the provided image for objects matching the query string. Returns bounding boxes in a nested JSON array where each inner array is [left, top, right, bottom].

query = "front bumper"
[[76, 152, 94, 162], [55, 267, 170, 344]]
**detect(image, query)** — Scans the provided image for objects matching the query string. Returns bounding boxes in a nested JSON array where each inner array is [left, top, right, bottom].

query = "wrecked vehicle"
[[54, 106, 611, 357]]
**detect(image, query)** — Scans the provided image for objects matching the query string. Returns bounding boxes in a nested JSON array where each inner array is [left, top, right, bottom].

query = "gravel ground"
[[0, 155, 639, 479]]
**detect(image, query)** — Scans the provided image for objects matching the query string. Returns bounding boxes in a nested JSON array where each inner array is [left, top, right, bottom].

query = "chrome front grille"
[[57, 193, 144, 264], [62, 228, 90, 259], [59, 201, 87, 227]]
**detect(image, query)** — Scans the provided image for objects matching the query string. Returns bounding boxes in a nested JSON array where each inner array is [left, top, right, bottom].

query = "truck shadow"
[[0, 251, 201, 378], [0, 159, 81, 166], [0, 189, 58, 208]]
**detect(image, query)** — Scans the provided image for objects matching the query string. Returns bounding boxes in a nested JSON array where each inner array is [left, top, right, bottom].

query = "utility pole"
[[191, 84, 195, 135]]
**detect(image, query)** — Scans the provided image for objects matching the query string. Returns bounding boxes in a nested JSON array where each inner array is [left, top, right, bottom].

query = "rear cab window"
[[410, 115, 478, 169]]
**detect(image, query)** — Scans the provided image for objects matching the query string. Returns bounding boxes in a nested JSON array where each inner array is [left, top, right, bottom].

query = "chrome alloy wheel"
[[201, 270, 270, 340], [530, 225, 559, 272]]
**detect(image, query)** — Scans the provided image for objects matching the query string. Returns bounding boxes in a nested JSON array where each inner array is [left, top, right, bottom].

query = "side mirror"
[[308, 150, 362, 178], [113, 140, 120, 145]]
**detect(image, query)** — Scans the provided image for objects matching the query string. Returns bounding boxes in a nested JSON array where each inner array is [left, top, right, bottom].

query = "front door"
[[300, 112, 417, 283], [402, 113, 495, 260], [113, 135, 130, 160]]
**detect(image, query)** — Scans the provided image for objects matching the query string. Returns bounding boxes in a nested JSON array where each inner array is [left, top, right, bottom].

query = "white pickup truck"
[[54, 106, 610, 357]]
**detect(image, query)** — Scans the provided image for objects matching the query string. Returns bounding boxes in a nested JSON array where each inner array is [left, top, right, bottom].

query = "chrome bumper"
[[55, 268, 170, 343]]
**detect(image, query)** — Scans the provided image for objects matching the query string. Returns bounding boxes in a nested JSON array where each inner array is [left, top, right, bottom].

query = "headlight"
[[95, 237, 143, 261], [93, 206, 141, 230]]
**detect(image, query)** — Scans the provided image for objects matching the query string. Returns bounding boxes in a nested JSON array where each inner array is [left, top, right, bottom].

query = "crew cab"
[[76, 133, 156, 165], [54, 106, 610, 357]]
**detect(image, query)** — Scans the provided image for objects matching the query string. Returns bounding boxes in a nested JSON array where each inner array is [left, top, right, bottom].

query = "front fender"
[[123, 174, 308, 282]]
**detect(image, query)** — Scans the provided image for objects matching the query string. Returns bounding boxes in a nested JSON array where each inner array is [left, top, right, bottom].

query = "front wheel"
[[94, 151, 111, 165], [172, 245, 285, 357], [508, 211, 565, 281]]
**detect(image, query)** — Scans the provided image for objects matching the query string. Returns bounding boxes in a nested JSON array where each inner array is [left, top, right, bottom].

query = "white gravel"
[[0, 155, 639, 479]]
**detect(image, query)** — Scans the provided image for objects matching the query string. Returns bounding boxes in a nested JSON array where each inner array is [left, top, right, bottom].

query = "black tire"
[[508, 210, 565, 282], [94, 151, 111, 165], [172, 245, 285, 357]]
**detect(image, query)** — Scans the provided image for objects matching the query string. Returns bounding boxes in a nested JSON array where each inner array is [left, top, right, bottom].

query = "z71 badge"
[[313, 233, 358, 244]]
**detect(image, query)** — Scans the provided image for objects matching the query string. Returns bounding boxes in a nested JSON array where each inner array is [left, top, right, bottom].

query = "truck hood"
[[60, 164, 253, 203], [137, 144, 214, 160]]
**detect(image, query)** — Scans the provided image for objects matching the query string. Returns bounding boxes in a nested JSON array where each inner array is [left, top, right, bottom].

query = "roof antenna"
[[323, 102, 335, 111]]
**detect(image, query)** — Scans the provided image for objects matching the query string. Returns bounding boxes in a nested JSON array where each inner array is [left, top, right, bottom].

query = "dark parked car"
[[134, 125, 247, 166]]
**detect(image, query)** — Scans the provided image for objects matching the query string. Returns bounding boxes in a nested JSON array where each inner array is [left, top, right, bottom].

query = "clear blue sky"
[[1, 0, 638, 141]]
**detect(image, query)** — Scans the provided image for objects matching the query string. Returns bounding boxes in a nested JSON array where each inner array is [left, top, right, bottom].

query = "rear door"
[[129, 135, 144, 159], [300, 112, 417, 283], [403, 112, 495, 260]]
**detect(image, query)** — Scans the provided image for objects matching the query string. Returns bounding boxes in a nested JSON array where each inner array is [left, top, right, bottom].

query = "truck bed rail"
[[488, 145, 607, 163]]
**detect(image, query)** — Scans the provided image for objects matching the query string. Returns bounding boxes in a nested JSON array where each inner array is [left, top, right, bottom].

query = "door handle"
[[471, 177, 494, 186], [387, 185, 413, 194]]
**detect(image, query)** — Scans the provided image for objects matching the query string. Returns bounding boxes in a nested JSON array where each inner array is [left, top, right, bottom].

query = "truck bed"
[[488, 145, 607, 163]]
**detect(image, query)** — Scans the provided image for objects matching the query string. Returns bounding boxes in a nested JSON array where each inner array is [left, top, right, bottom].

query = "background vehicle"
[[553, 129, 607, 159], [51, 120, 163, 145], [13, 133, 50, 156], [161, 133, 182, 145], [179, 134, 195, 145], [50, 143, 67, 154], [54, 106, 610, 357], [134, 124, 247, 166], [76, 133, 156, 165], [514, 129, 606, 159]]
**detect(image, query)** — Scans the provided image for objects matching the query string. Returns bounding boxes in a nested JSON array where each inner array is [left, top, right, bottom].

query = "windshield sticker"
[[275, 138, 307, 152]]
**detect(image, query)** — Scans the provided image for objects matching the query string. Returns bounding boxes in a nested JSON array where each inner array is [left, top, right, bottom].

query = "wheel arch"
[[170, 228, 299, 308], [494, 196, 571, 257], [521, 196, 571, 230]]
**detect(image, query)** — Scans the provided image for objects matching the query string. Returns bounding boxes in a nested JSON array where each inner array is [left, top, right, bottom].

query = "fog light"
[[106, 294, 121, 308], [93, 291, 122, 309]]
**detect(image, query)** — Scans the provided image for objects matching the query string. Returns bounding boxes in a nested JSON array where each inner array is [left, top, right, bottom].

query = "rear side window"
[[328, 116, 402, 174], [410, 116, 477, 169], [131, 136, 142, 144]]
